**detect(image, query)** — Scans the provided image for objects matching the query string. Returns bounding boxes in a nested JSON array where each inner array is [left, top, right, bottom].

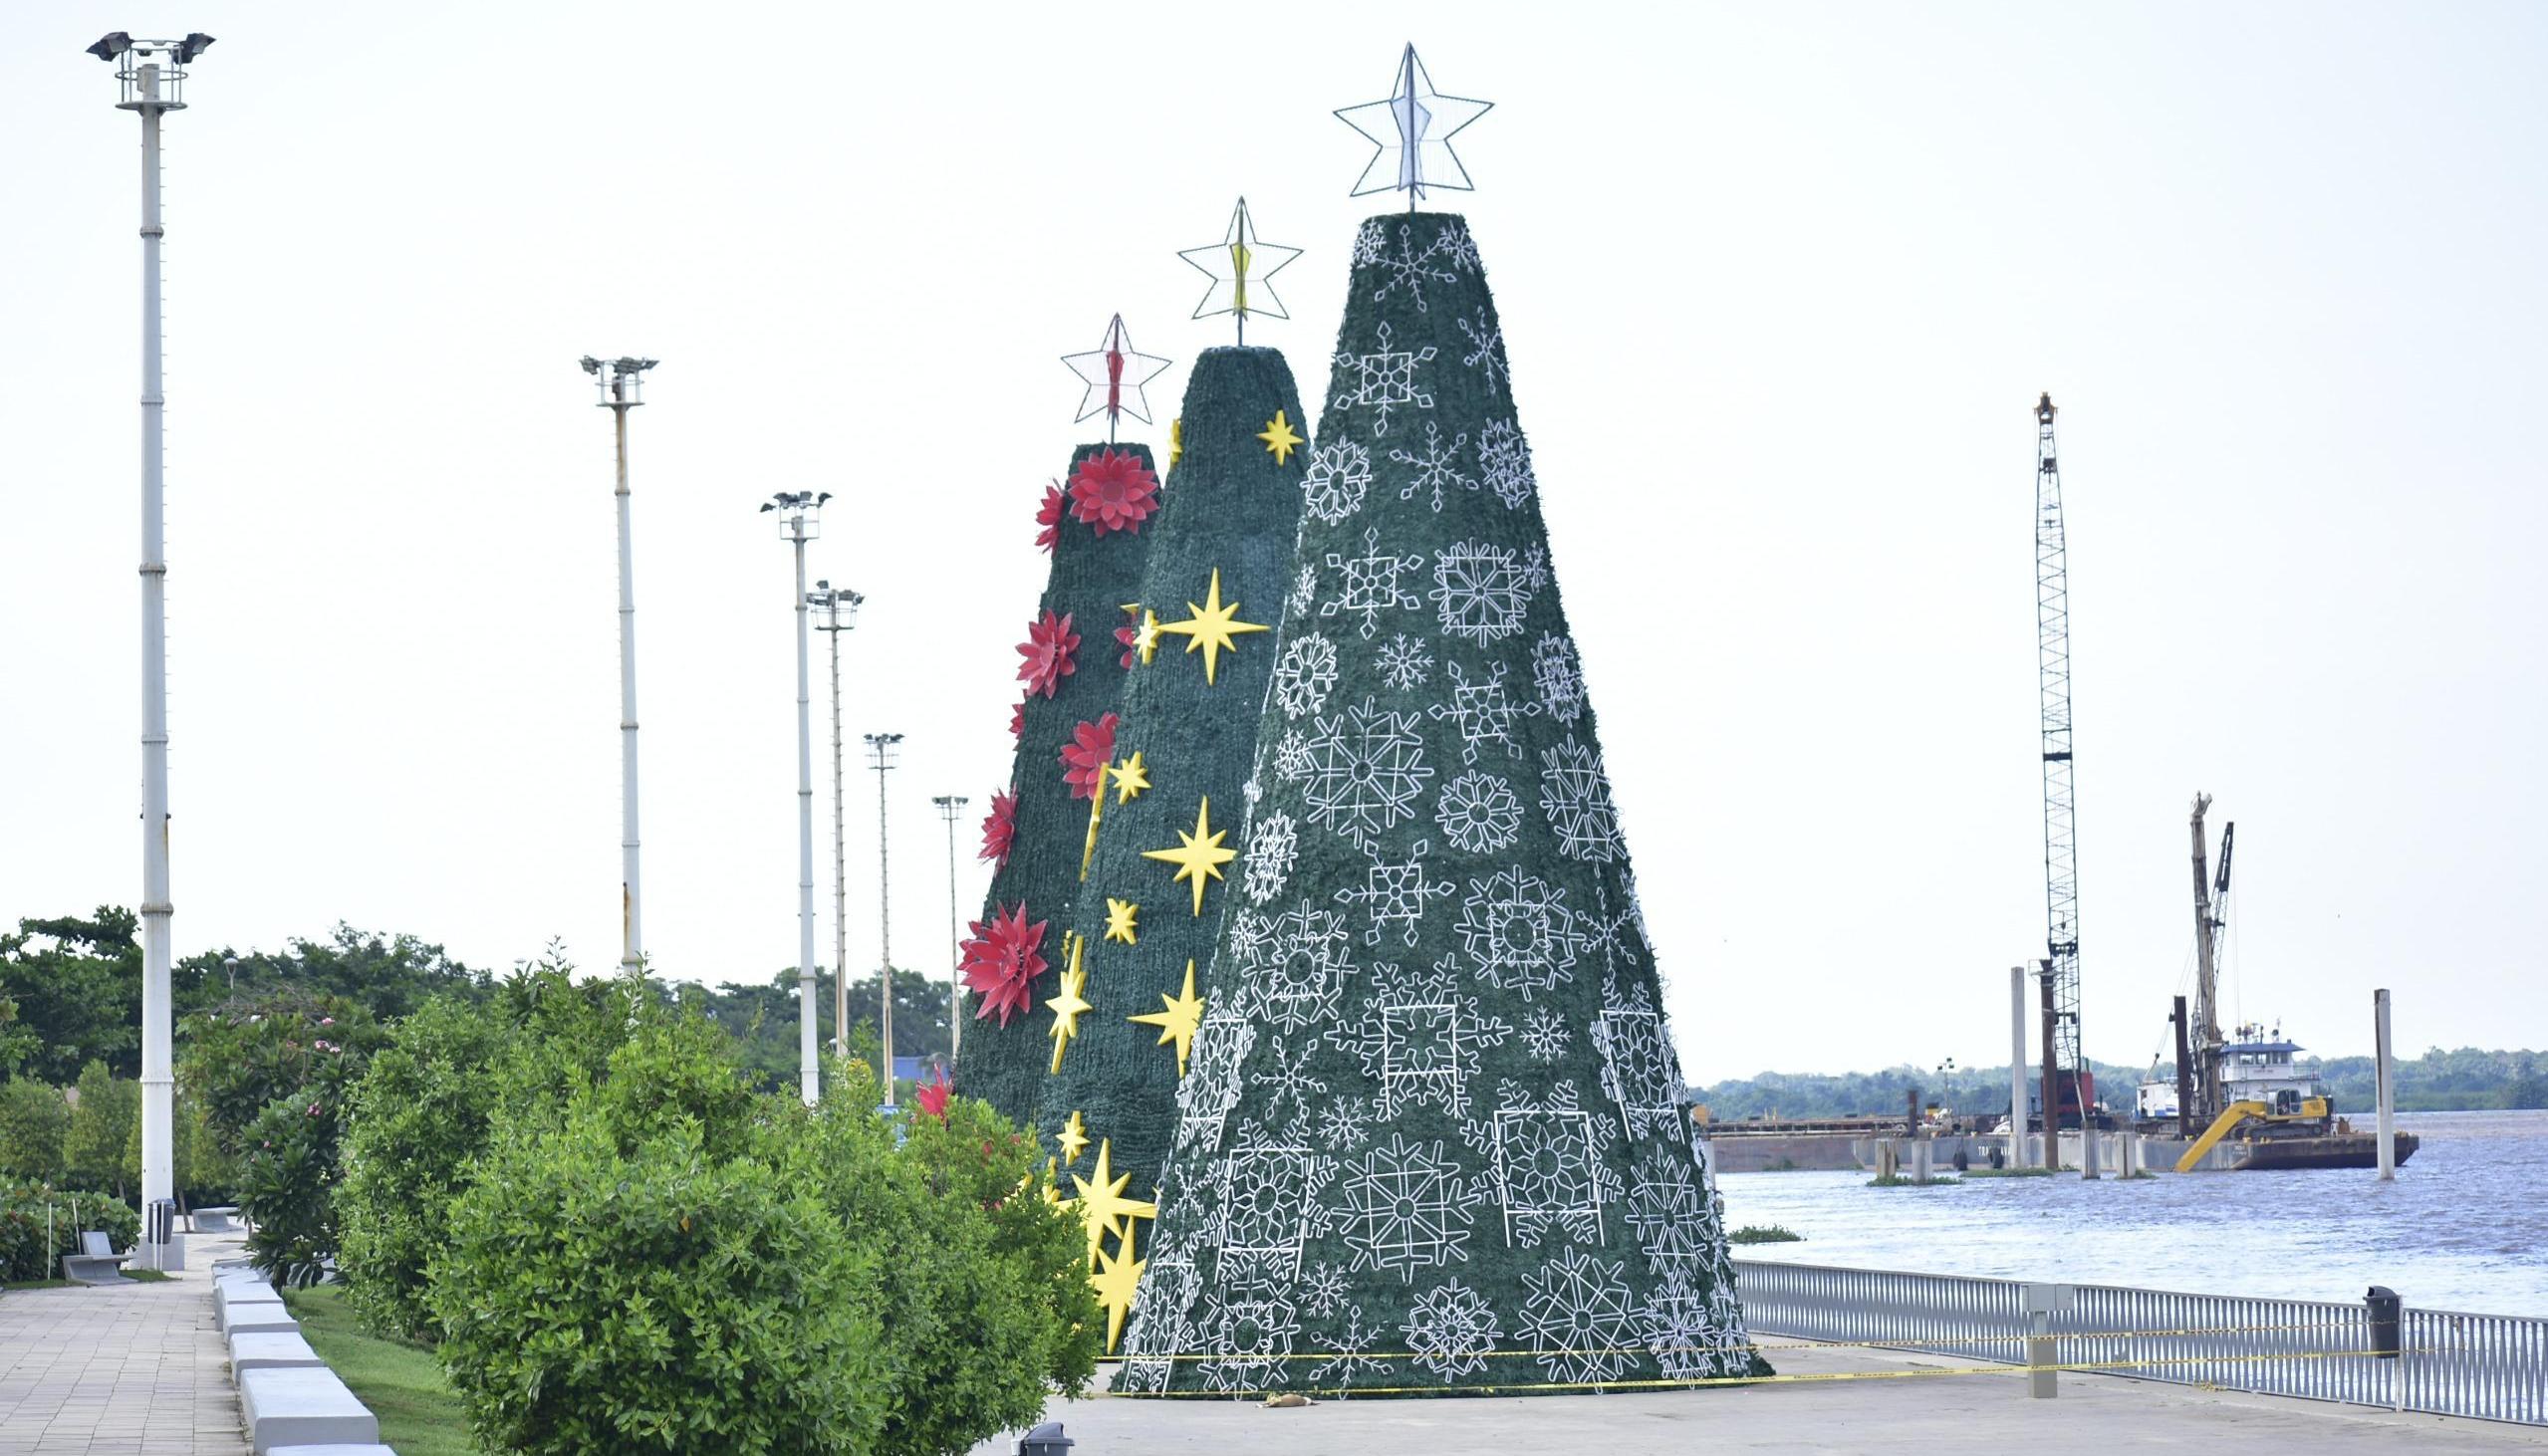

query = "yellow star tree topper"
[[1055, 1109, 1091, 1167], [1143, 796, 1237, 916], [1155, 570, 1269, 685], [1130, 959, 1207, 1076], [1105, 898, 1140, 945], [1257, 408, 1304, 464], [1045, 933, 1093, 1074], [1069, 1138, 1158, 1269]]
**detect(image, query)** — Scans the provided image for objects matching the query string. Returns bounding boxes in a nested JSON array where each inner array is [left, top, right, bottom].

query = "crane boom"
[[2034, 393, 2091, 1137]]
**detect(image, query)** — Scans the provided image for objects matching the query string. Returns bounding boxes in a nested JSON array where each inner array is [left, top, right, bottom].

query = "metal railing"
[[1732, 1258, 2547, 1426]]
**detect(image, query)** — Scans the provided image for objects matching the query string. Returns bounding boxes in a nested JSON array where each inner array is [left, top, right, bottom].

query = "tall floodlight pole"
[[809, 583, 864, 1056], [92, 29, 214, 1272], [864, 733, 903, 1107], [581, 355, 656, 975], [762, 490, 830, 1104], [931, 795, 969, 1060]]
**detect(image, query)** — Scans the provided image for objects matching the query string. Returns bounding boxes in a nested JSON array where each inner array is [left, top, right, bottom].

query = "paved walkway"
[[974, 1342, 2548, 1455], [0, 1231, 247, 1456]]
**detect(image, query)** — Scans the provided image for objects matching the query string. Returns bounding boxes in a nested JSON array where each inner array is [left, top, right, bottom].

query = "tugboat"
[[2161, 797, 2419, 1173]]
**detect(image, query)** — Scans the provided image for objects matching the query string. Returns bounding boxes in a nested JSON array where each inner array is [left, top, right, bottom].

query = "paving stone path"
[[0, 1232, 248, 1455]]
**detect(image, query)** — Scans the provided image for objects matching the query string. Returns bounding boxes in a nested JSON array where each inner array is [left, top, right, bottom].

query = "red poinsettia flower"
[[1067, 448, 1160, 536], [979, 788, 1019, 868], [960, 901, 1050, 1026], [1033, 481, 1066, 554], [1058, 712, 1119, 801], [914, 1069, 953, 1119], [1016, 609, 1080, 699], [1009, 698, 1026, 744], [1116, 621, 1140, 670]]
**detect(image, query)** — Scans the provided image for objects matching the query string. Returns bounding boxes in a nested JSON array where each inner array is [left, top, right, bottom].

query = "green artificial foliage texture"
[[954, 442, 1160, 1128], [1035, 346, 1311, 1222], [1119, 215, 1766, 1396]]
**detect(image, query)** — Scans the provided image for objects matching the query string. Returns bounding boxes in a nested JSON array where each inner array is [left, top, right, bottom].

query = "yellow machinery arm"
[[2175, 1099, 2272, 1172]]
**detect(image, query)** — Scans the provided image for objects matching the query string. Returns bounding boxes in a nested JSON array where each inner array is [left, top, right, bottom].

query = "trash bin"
[[2364, 1286, 2401, 1359], [1016, 1421, 1073, 1456]]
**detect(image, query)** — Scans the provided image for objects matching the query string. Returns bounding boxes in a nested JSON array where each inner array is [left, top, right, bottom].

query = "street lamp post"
[[91, 28, 215, 1272], [763, 490, 830, 1105], [864, 733, 903, 1107], [809, 583, 864, 1058], [931, 795, 969, 1062], [581, 356, 656, 976]]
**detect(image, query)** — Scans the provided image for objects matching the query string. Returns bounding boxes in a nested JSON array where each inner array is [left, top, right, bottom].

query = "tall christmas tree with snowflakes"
[[1037, 202, 1316, 1354], [1119, 49, 1764, 1396], [952, 317, 1171, 1129]]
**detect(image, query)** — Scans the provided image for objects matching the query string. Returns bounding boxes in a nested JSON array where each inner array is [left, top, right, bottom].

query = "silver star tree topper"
[[1336, 43, 1493, 209], [1176, 198, 1303, 345], [1061, 314, 1172, 442]]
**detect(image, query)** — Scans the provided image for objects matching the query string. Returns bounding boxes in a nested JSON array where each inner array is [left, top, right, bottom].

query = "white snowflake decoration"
[[1433, 770, 1525, 854], [1117, 1254, 1199, 1394], [1402, 1279, 1503, 1381], [1456, 306, 1509, 397], [1241, 809, 1300, 906], [1240, 903, 1358, 1034], [1530, 632, 1586, 724], [1516, 1252, 1643, 1385], [1352, 217, 1388, 266], [1366, 220, 1464, 313], [1430, 540, 1546, 645], [1301, 1261, 1351, 1319], [1428, 659, 1539, 765], [1331, 1133, 1477, 1281], [1331, 843, 1455, 946], [1594, 986, 1685, 1138], [1210, 1139, 1328, 1283], [1624, 1145, 1711, 1266], [1332, 320, 1437, 435], [1298, 696, 1435, 851], [1272, 730, 1313, 783], [1300, 440, 1374, 526], [1477, 418, 1536, 510], [1375, 632, 1433, 691], [1288, 561, 1318, 615], [1199, 1291, 1300, 1393], [1176, 1010, 1257, 1152], [1317, 1098, 1371, 1152], [1539, 736, 1625, 863], [1307, 1307, 1401, 1393], [1319, 526, 1426, 639], [1388, 421, 1476, 512], [1254, 1036, 1328, 1125], [1490, 1101, 1609, 1247], [1519, 1005, 1572, 1063], [1271, 632, 1341, 720], [1645, 1268, 1737, 1379], [1329, 957, 1510, 1118], [1454, 867, 1583, 1001]]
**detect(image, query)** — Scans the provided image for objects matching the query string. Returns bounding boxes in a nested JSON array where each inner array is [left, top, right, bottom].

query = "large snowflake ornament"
[[1434, 770, 1525, 854], [1300, 440, 1374, 526], [1403, 1280, 1503, 1380], [1236, 903, 1359, 1034], [1365, 219, 1467, 313], [1389, 421, 1475, 512], [1517, 1251, 1644, 1385], [1016, 609, 1081, 699], [1454, 868, 1584, 1001], [1331, 844, 1455, 946], [1332, 320, 1437, 436], [1375, 632, 1432, 691], [1530, 632, 1587, 724], [1519, 1005, 1572, 1062], [1319, 526, 1425, 640], [1329, 957, 1510, 1118], [1430, 540, 1545, 646], [1177, 1010, 1257, 1153], [958, 901, 1049, 1026], [1270, 632, 1341, 720], [1429, 660, 1539, 765], [1478, 418, 1536, 509], [1241, 809, 1300, 905], [1538, 735, 1625, 862], [1298, 696, 1435, 851], [1456, 306, 1509, 397], [1066, 446, 1161, 536], [1332, 1133, 1478, 1281], [1595, 983, 1685, 1138]]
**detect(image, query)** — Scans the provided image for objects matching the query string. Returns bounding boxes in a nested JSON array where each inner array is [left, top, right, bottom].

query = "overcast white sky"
[[5, 4, 2542, 1081]]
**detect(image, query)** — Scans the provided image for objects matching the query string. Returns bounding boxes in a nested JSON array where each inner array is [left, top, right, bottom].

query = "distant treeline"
[[1693, 1047, 2547, 1120]]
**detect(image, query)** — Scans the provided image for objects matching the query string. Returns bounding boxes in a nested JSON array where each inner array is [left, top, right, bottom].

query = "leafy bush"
[[0, 1182, 140, 1282], [0, 1080, 70, 1183], [64, 1062, 138, 1198], [237, 1044, 366, 1287]]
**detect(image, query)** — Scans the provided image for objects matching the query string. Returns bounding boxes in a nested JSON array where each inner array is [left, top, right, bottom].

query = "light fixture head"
[[87, 32, 132, 62], [176, 32, 215, 64]]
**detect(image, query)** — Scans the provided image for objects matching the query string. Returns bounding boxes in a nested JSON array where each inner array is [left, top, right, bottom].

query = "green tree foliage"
[[182, 925, 492, 1022], [675, 967, 951, 1095], [0, 1080, 70, 1183], [0, 1183, 140, 1281], [0, 909, 141, 1082], [63, 1062, 138, 1199]]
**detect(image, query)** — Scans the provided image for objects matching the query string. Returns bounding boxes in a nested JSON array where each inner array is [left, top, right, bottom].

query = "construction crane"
[[2032, 392, 2094, 1161]]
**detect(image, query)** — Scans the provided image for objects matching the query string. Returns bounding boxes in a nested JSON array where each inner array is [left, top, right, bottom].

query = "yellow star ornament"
[[1105, 898, 1141, 945], [1069, 1138, 1158, 1269], [1143, 796, 1237, 916], [1130, 960, 1207, 1076], [1258, 408, 1304, 464], [1055, 1109, 1091, 1167], [1112, 751, 1150, 804], [1046, 934, 1093, 1074], [1169, 416, 1183, 466], [1155, 570, 1269, 685], [1090, 1223, 1147, 1353]]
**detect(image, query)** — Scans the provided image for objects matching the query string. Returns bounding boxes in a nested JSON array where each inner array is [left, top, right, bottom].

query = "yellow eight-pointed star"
[[1155, 570, 1268, 685], [1111, 750, 1150, 804], [1055, 1109, 1091, 1167], [1104, 897, 1141, 946], [1045, 934, 1093, 1074], [1130, 959, 1207, 1077], [1257, 408, 1304, 464], [1069, 1138, 1158, 1270], [1143, 796, 1237, 916], [1089, 1224, 1147, 1352]]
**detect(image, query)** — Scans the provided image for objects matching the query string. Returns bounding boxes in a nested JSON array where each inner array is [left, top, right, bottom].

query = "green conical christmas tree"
[[1119, 213, 1764, 1395], [953, 440, 1163, 1129], [1036, 346, 1312, 1349]]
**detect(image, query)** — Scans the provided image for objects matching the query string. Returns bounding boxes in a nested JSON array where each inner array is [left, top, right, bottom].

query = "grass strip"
[[283, 1285, 474, 1456]]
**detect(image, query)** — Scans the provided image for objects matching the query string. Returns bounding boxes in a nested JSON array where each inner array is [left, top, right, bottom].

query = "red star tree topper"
[[1034, 481, 1066, 553], [960, 901, 1050, 1026], [979, 788, 1019, 868], [1016, 609, 1081, 698], [1058, 712, 1120, 801], [1067, 448, 1161, 536]]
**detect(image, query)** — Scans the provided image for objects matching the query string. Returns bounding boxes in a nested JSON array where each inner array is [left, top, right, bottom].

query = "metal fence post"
[[2025, 1283, 2073, 1398]]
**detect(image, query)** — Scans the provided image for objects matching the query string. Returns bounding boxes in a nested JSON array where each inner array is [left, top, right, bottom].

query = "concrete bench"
[[61, 1230, 130, 1285], [217, 1282, 289, 1334], [228, 1330, 327, 1373], [248, 1448, 395, 1456], [236, 1365, 379, 1454], [193, 1205, 242, 1233]]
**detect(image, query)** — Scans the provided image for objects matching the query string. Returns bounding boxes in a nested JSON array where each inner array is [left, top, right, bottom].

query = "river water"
[[1716, 1108, 2548, 1318]]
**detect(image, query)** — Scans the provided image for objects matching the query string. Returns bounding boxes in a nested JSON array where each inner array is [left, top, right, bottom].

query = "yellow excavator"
[[2173, 1095, 2333, 1173]]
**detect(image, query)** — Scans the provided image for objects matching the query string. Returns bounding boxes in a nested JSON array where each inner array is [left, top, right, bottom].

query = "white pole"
[[2375, 987, 2398, 1181], [940, 799, 965, 1061], [874, 747, 895, 1108], [793, 526, 819, 1106], [828, 609, 847, 1056], [613, 385, 643, 976], [2009, 965, 2028, 1168], [134, 60, 176, 1267]]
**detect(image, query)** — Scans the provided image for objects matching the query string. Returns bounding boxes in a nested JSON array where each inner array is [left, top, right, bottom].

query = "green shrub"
[[1726, 1223, 1804, 1244], [0, 1080, 70, 1184], [64, 1062, 138, 1198], [0, 1183, 140, 1282], [237, 1046, 364, 1287]]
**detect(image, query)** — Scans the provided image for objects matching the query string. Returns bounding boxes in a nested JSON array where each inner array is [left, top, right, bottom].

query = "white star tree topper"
[[1337, 44, 1494, 208], [1177, 198, 1303, 345]]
